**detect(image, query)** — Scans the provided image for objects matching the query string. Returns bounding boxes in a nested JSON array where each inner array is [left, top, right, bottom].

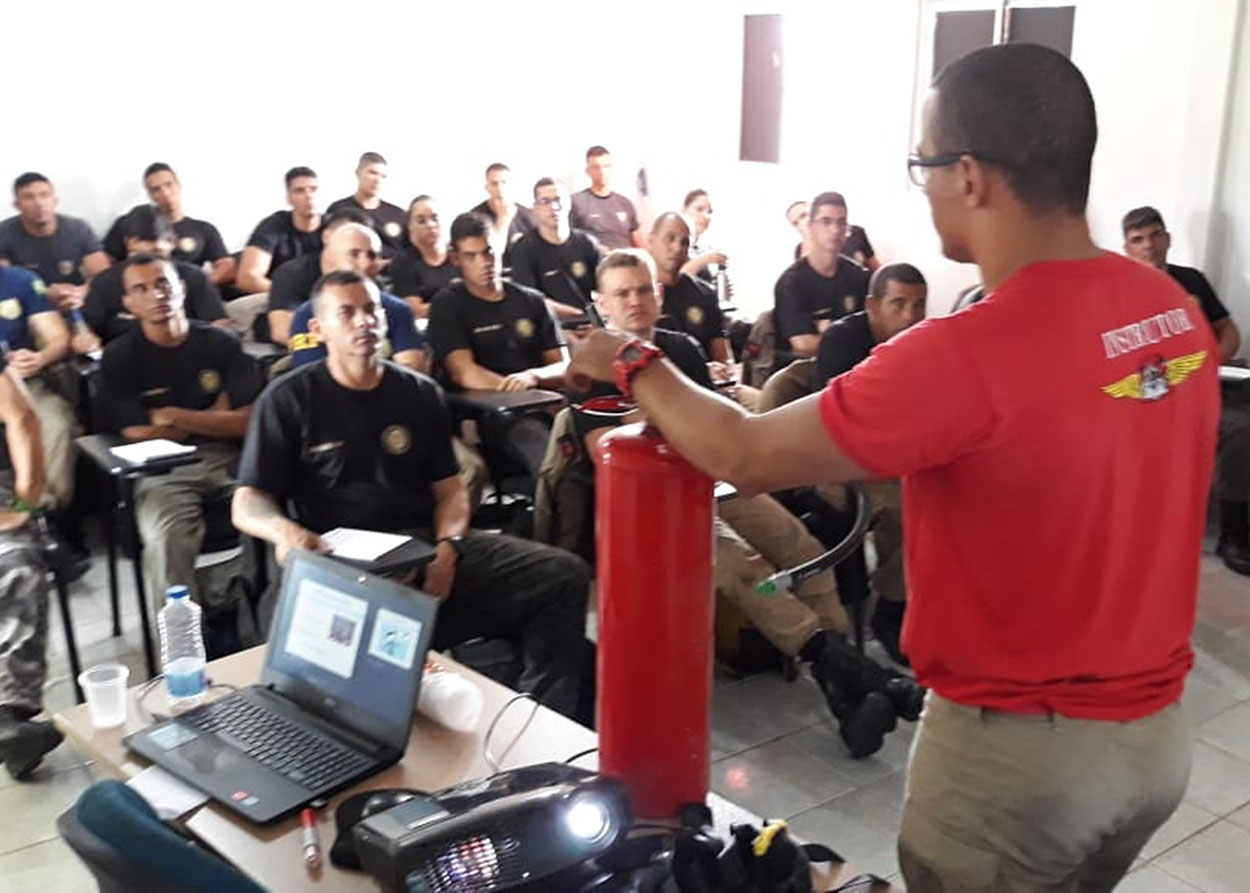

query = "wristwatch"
[[436, 535, 465, 556], [613, 338, 665, 401]]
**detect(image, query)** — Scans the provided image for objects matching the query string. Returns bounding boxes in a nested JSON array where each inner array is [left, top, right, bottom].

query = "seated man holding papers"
[[100, 253, 265, 610], [232, 270, 593, 721]]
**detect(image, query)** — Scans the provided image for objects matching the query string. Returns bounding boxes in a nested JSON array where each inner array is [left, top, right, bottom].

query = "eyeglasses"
[[536, 196, 564, 209], [907, 151, 997, 187]]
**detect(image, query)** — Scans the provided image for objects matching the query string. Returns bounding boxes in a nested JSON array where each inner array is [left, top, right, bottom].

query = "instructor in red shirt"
[[570, 44, 1219, 891]]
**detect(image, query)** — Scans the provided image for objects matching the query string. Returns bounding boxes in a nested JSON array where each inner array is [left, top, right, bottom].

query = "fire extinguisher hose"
[[756, 483, 870, 596]]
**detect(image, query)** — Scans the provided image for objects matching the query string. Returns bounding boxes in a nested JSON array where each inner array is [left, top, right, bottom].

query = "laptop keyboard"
[[184, 692, 372, 792]]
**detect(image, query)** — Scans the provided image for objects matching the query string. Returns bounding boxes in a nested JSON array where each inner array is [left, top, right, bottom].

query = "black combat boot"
[[1217, 500, 1250, 577], [0, 706, 63, 780]]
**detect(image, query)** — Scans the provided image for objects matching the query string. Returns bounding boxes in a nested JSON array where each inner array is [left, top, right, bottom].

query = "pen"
[[301, 807, 323, 871]]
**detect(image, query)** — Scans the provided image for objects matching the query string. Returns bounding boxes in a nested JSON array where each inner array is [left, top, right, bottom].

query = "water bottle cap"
[[166, 585, 190, 600]]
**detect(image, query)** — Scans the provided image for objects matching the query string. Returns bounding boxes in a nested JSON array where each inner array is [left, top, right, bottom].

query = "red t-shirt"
[[820, 253, 1219, 720]]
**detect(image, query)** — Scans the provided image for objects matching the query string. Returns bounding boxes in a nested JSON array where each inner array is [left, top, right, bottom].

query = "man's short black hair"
[[932, 43, 1097, 216], [683, 188, 708, 209], [285, 166, 316, 187], [323, 207, 371, 231], [448, 213, 491, 250], [532, 177, 558, 199], [485, 162, 509, 176], [868, 263, 927, 300], [311, 269, 373, 315], [121, 205, 170, 242], [810, 192, 847, 217], [650, 211, 688, 235], [1122, 206, 1166, 235], [357, 152, 387, 168], [586, 145, 610, 160], [143, 162, 175, 181], [122, 251, 176, 288], [12, 172, 49, 195]]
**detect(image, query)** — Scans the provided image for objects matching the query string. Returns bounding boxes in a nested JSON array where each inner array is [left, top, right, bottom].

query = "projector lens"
[[565, 796, 612, 845]]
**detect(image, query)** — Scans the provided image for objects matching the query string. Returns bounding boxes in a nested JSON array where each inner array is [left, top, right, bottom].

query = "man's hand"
[[0, 509, 29, 532], [149, 406, 183, 428], [46, 283, 87, 312], [275, 528, 332, 566], [567, 328, 630, 391], [421, 540, 458, 600], [499, 370, 539, 392], [70, 329, 101, 355], [7, 349, 44, 379]]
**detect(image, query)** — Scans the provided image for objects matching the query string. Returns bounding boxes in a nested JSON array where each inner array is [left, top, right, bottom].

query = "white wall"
[[1209, 0, 1250, 352], [0, 0, 1242, 325]]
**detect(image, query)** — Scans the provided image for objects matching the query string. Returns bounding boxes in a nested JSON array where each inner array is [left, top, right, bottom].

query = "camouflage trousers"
[[0, 526, 49, 716]]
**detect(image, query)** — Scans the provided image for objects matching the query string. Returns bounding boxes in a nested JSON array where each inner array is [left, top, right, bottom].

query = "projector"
[[353, 763, 631, 892]]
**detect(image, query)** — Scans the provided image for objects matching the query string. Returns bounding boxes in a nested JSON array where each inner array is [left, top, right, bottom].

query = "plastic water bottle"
[[158, 586, 206, 709]]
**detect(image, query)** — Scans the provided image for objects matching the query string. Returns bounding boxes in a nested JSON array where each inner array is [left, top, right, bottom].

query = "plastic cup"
[[78, 663, 130, 728]]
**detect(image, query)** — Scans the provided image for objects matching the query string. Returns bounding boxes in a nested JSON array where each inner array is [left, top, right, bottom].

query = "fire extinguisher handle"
[[755, 484, 871, 596]]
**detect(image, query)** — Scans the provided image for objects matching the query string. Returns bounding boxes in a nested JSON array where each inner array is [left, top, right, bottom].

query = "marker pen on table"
[[301, 807, 323, 871]]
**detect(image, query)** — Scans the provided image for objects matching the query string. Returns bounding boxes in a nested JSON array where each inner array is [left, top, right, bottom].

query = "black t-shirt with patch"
[[1166, 264, 1229, 327], [388, 248, 459, 301], [658, 274, 725, 356], [170, 218, 229, 266], [773, 256, 870, 341], [84, 260, 227, 343], [325, 196, 408, 254], [267, 253, 322, 313], [100, 321, 264, 442], [427, 281, 563, 377], [815, 311, 875, 384], [507, 230, 600, 310], [237, 362, 459, 533], [569, 328, 712, 440], [0, 215, 103, 284], [246, 211, 323, 274]]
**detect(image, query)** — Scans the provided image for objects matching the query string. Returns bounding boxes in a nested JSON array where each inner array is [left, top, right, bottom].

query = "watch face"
[[620, 345, 645, 363]]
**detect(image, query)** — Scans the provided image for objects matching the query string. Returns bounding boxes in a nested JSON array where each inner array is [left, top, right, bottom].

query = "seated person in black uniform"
[[85, 206, 228, 343], [236, 167, 323, 295], [101, 253, 265, 611], [231, 270, 593, 720], [563, 249, 921, 756], [773, 191, 870, 357], [429, 213, 568, 478], [816, 262, 927, 664], [0, 172, 111, 346], [470, 163, 536, 268], [285, 222, 427, 371], [388, 195, 458, 318], [507, 179, 601, 322], [647, 211, 730, 362], [104, 163, 235, 288], [265, 207, 371, 346], [1123, 205, 1250, 576], [325, 152, 407, 255]]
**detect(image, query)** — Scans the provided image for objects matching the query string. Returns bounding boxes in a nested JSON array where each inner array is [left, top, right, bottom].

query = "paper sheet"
[[322, 527, 412, 562], [109, 439, 196, 464], [126, 764, 210, 820]]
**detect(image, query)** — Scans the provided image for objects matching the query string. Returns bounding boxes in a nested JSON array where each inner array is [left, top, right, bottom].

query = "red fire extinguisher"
[[596, 420, 715, 818]]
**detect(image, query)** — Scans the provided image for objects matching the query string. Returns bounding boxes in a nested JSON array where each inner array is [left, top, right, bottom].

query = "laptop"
[[124, 550, 438, 824]]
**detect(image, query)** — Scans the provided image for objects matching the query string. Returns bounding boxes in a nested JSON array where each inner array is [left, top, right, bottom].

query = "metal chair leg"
[[105, 498, 121, 637], [51, 562, 85, 703], [131, 553, 157, 679]]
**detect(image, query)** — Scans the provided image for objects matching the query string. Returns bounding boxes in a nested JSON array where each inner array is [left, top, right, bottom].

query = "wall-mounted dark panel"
[[740, 14, 783, 164]]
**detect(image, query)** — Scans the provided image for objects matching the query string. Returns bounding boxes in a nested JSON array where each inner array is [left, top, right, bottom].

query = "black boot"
[[810, 632, 926, 722], [1217, 501, 1250, 577], [870, 599, 909, 667], [0, 706, 63, 780], [802, 632, 898, 759]]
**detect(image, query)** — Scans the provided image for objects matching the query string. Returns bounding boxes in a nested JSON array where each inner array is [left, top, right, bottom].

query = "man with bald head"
[[648, 212, 729, 363], [265, 208, 373, 345], [100, 253, 265, 609]]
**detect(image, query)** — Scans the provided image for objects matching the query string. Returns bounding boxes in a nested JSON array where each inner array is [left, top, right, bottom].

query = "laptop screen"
[[263, 551, 438, 752]]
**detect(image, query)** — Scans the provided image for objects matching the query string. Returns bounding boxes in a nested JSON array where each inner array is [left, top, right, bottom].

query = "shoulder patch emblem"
[[515, 318, 535, 339], [382, 424, 411, 455], [686, 305, 705, 327], [58, 259, 75, 277], [0, 298, 21, 320], [199, 369, 222, 394], [384, 221, 402, 239], [570, 261, 588, 280], [178, 236, 198, 255], [1101, 350, 1207, 401], [842, 295, 857, 313]]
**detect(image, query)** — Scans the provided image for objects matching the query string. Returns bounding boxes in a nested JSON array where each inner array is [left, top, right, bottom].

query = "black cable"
[[756, 484, 870, 595], [563, 747, 598, 764]]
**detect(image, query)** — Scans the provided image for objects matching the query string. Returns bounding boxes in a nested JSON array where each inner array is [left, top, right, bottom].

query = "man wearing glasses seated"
[[507, 179, 602, 322]]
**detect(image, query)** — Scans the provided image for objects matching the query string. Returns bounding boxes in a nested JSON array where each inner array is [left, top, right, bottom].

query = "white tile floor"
[[4, 546, 1250, 891]]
